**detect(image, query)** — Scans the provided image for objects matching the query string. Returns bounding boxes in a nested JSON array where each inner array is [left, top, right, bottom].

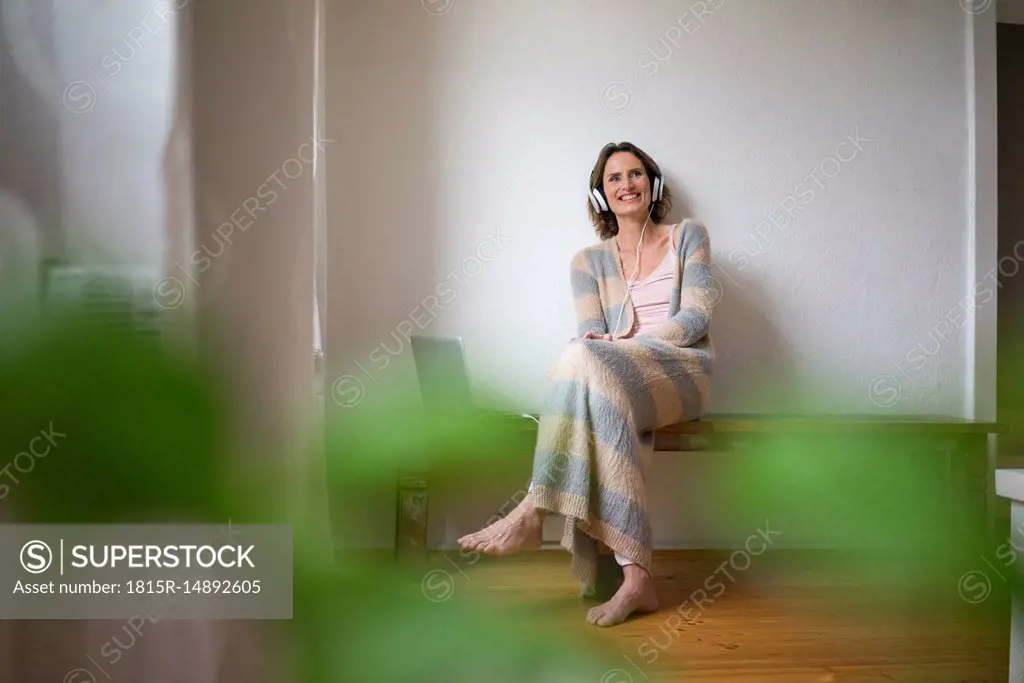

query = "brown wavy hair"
[[586, 142, 673, 240]]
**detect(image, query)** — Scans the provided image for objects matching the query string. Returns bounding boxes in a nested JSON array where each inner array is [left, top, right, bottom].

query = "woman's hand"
[[581, 332, 613, 341]]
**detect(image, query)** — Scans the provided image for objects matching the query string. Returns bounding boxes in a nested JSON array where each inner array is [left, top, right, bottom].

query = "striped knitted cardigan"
[[530, 218, 716, 596]]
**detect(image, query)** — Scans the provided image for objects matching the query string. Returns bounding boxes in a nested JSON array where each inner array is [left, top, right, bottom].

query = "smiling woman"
[[458, 141, 716, 628], [586, 142, 673, 241]]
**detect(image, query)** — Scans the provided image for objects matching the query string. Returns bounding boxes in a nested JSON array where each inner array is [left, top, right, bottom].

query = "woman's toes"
[[585, 603, 617, 627], [477, 514, 543, 556]]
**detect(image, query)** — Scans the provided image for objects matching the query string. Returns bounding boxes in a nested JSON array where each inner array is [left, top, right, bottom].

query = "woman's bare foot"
[[586, 564, 659, 627], [457, 496, 544, 555], [457, 514, 508, 551]]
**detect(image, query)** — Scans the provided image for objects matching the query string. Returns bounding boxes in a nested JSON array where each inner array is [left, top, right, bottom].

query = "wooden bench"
[[395, 413, 1001, 560]]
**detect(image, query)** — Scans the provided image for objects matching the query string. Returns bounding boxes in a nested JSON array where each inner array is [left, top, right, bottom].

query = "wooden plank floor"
[[425, 549, 1009, 682]]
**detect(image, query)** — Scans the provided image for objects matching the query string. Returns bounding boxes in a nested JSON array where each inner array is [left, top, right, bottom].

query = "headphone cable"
[[611, 201, 656, 337]]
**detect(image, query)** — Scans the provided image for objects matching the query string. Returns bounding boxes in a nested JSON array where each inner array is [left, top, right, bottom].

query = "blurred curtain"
[[0, 0, 321, 679]]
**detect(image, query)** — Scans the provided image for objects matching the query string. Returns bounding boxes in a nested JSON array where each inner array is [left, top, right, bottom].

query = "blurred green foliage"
[[0, 307, 620, 682], [3, 298, 1022, 680], [0, 311, 230, 523]]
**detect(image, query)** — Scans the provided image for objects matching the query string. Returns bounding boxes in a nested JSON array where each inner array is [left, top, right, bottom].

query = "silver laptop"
[[410, 335, 475, 411], [410, 335, 540, 424]]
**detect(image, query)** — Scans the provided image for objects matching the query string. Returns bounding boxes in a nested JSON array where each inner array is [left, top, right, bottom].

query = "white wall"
[[327, 0, 993, 548]]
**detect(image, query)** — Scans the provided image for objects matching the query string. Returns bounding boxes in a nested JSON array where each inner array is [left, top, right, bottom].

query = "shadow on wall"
[[661, 177, 795, 415], [661, 171, 694, 224], [705, 254, 795, 415]]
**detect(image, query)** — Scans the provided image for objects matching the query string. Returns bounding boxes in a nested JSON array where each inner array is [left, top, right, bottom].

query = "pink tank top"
[[626, 245, 675, 337]]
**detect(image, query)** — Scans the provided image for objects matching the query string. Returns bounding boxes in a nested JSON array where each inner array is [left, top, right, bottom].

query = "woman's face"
[[602, 151, 651, 217]]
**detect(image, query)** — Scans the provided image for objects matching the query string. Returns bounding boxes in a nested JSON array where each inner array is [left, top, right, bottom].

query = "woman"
[[458, 142, 715, 626]]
